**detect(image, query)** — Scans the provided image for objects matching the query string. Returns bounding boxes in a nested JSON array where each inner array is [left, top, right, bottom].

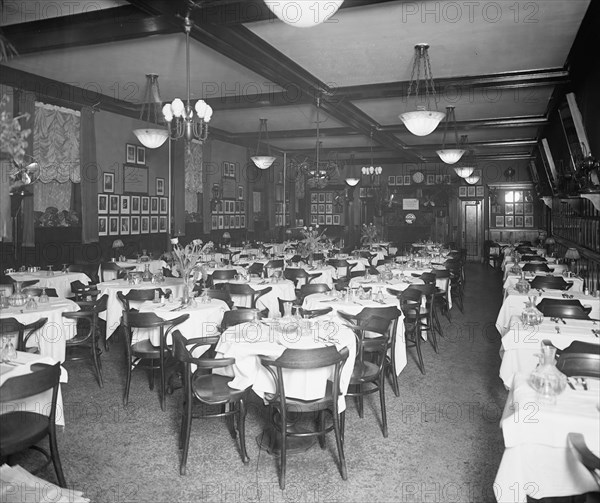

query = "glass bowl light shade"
[[454, 166, 474, 178], [437, 148, 466, 164], [264, 0, 344, 28], [133, 128, 169, 149], [399, 109, 445, 136], [345, 177, 360, 187], [465, 174, 480, 185], [251, 156, 276, 170]]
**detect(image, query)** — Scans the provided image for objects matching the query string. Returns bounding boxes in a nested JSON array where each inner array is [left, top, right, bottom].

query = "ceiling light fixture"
[[437, 106, 465, 164], [133, 74, 169, 149], [264, 0, 344, 28], [161, 13, 213, 144], [361, 130, 382, 183], [464, 173, 480, 185], [453, 135, 475, 178], [399, 43, 445, 136], [345, 177, 360, 187], [251, 118, 276, 170]]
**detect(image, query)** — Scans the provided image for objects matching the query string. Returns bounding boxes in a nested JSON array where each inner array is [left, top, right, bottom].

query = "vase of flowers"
[[361, 223, 379, 248], [299, 225, 327, 265], [170, 238, 213, 301]]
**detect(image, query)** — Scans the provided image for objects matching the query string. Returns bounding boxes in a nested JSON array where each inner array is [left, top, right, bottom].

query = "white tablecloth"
[[215, 318, 356, 411], [495, 289, 600, 336], [100, 259, 166, 281], [213, 278, 296, 317], [97, 278, 185, 336], [502, 273, 584, 294], [0, 298, 79, 363], [494, 373, 600, 502], [8, 272, 91, 298]]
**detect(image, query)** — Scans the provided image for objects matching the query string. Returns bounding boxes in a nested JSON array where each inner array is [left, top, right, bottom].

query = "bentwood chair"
[[405, 285, 439, 354], [117, 296, 189, 411], [61, 294, 109, 388], [399, 289, 425, 374], [70, 280, 99, 302], [192, 287, 234, 309], [67, 263, 100, 284], [298, 306, 333, 319], [567, 433, 600, 489], [0, 317, 48, 353], [0, 362, 66, 487], [260, 346, 349, 489], [529, 275, 573, 291], [521, 263, 552, 274], [225, 283, 272, 309], [172, 331, 250, 475], [521, 254, 546, 262], [221, 309, 264, 330], [297, 283, 331, 303], [264, 259, 285, 278], [283, 268, 322, 288], [99, 262, 132, 282]]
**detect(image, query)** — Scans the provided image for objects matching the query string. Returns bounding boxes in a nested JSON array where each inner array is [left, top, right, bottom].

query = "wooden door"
[[460, 199, 484, 262]]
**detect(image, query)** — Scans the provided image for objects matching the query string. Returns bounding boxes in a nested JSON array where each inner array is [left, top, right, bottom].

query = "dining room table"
[[100, 259, 167, 281], [7, 271, 91, 298], [96, 278, 186, 337], [0, 297, 79, 363], [502, 271, 584, 294], [493, 372, 600, 502], [494, 288, 600, 337]]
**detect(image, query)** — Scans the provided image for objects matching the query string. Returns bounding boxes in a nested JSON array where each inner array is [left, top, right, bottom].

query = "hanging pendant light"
[[437, 106, 465, 164], [133, 74, 169, 149], [399, 43, 445, 136], [361, 129, 382, 183], [251, 118, 276, 170], [453, 135, 475, 178], [264, 0, 344, 28], [465, 173, 480, 185]]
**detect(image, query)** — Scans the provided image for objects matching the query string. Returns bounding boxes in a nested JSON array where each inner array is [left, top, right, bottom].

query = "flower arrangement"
[[1, 94, 31, 168], [169, 238, 213, 281], [361, 223, 379, 246], [299, 225, 327, 255]]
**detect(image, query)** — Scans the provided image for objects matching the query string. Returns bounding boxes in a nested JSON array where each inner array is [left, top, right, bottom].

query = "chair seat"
[[350, 360, 380, 383], [131, 339, 164, 358], [280, 381, 336, 413], [192, 374, 246, 403], [0, 412, 50, 454]]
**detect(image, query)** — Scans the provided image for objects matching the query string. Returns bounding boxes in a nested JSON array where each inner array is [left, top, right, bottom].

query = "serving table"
[[8, 271, 91, 298]]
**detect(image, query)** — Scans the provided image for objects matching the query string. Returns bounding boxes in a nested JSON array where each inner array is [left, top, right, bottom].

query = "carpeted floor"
[[17, 264, 509, 503]]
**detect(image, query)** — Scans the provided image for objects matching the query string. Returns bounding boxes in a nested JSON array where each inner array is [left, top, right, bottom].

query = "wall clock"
[[412, 171, 425, 184]]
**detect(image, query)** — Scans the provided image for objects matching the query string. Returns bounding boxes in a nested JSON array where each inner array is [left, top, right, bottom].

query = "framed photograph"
[[224, 215, 230, 229], [123, 164, 149, 193], [311, 215, 318, 224], [315, 193, 323, 203], [159, 197, 168, 214], [514, 203, 524, 214], [435, 175, 443, 184], [276, 215, 282, 226], [505, 203, 514, 215], [234, 215, 240, 228], [240, 215, 246, 228], [109, 195, 119, 213], [505, 216, 514, 227], [120, 216, 130, 235], [238, 185, 244, 200], [98, 194, 108, 214], [325, 215, 333, 225], [151, 197, 159, 214], [120, 195, 130, 214], [109, 216, 119, 235], [150, 216, 159, 233], [524, 215, 534, 228], [136, 146, 146, 165], [98, 216, 107, 236], [156, 177, 165, 196], [524, 203, 534, 215], [235, 201, 241, 213], [130, 216, 140, 234], [495, 216, 505, 228], [326, 204, 332, 214], [318, 204, 325, 213], [515, 216, 524, 227], [359, 188, 367, 198], [141, 216, 149, 234], [476, 186, 485, 197], [326, 193, 333, 203], [240, 201, 245, 212], [467, 186, 476, 197], [403, 198, 419, 210], [130, 196, 140, 213], [458, 186, 467, 197], [311, 204, 317, 213], [126, 144, 136, 164], [318, 215, 325, 225], [396, 175, 404, 186], [388, 175, 396, 186], [310, 193, 318, 203], [218, 216, 224, 229], [141, 196, 150, 214], [404, 175, 411, 185], [443, 175, 451, 184], [103, 172, 115, 193], [333, 214, 341, 225], [210, 215, 217, 230], [159, 216, 167, 233], [229, 216, 235, 228], [426, 174, 435, 185]]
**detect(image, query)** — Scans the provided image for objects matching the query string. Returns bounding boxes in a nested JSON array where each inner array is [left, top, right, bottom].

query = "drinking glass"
[[39, 288, 50, 304]]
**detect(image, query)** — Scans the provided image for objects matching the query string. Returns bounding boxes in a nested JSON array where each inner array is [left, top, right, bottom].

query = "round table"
[[8, 271, 91, 298]]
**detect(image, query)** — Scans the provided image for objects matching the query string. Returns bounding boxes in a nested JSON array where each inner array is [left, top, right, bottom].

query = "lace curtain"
[[185, 140, 203, 212]]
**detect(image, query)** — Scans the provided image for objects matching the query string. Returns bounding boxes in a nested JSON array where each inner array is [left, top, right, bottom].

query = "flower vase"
[[308, 252, 314, 267], [528, 344, 567, 404]]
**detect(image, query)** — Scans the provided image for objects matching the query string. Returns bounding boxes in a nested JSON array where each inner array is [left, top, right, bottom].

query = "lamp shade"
[[454, 166, 474, 178], [133, 128, 169, 149], [112, 239, 124, 249], [544, 237, 556, 245], [345, 177, 360, 187], [465, 174, 480, 185], [399, 109, 445, 136], [564, 247, 580, 260], [251, 155, 276, 170], [437, 148, 466, 165], [264, 0, 344, 28]]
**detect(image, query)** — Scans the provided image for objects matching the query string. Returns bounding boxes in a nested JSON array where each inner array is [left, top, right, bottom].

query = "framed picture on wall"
[[218, 216, 224, 229], [505, 203, 514, 215], [388, 175, 395, 186], [120, 195, 130, 214], [326, 193, 333, 203], [318, 215, 325, 225], [426, 174, 434, 185], [505, 216, 514, 227], [333, 214, 340, 225], [318, 204, 325, 213], [404, 175, 411, 185], [141, 196, 149, 214], [159, 197, 168, 214], [156, 178, 165, 196], [524, 203, 533, 214], [109, 195, 119, 213], [98, 216, 107, 236], [325, 215, 333, 225], [326, 204, 332, 214], [318, 193, 326, 203], [238, 185, 244, 200], [119, 216, 129, 235], [159, 216, 167, 233], [131, 196, 140, 213], [126, 144, 136, 164], [151, 197, 159, 214], [311, 204, 317, 213], [240, 215, 246, 228], [467, 186, 476, 197], [98, 194, 108, 214], [310, 193, 318, 203], [524, 216, 534, 227], [495, 216, 505, 228], [514, 203, 524, 214], [395, 176, 404, 186], [141, 216, 149, 234], [476, 186, 484, 197], [103, 172, 115, 193], [150, 216, 159, 233], [458, 187, 467, 197], [136, 146, 146, 165], [229, 216, 235, 228], [130, 216, 140, 234], [515, 216, 524, 227], [109, 216, 119, 235]]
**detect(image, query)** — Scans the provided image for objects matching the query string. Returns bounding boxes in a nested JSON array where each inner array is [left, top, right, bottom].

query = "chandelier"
[[161, 13, 213, 143], [251, 118, 276, 170], [437, 106, 465, 164], [399, 43, 445, 136], [291, 97, 342, 189], [453, 135, 475, 178], [264, 0, 344, 28], [133, 74, 169, 149], [361, 130, 382, 184]]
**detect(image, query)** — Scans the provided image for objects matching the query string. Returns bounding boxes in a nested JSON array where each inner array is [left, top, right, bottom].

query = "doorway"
[[460, 199, 484, 262]]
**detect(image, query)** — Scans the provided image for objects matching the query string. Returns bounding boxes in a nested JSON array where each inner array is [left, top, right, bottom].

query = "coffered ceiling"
[[0, 0, 593, 173]]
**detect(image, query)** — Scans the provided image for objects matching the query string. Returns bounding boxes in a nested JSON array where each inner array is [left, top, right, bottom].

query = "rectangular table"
[[8, 271, 91, 298]]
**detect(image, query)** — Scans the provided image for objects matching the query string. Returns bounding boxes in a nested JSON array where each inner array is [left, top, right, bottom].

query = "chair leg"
[[226, 403, 237, 439], [160, 354, 166, 412], [124, 356, 132, 407], [387, 357, 400, 397], [428, 313, 438, 353], [179, 398, 187, 450], [317, 410, 326, 449], [356, 385, 364, 418], [48, 427, 66, 488], [332, 410, 347, 480], [414, 332, 425, 375], [379, 377, 388, 438], [149, 360, 155, 391], [237, 398, 249, 464], [180, 401, 193, 475], [91, 331, 103, 388], [279, 412, 287, 490]]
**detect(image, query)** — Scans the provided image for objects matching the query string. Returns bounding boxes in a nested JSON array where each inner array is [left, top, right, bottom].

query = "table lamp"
[[222, 232, 231, 247], [544, 236, 556, 256], [564, 247, 580, 273], [112, 239, 124, 260]]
